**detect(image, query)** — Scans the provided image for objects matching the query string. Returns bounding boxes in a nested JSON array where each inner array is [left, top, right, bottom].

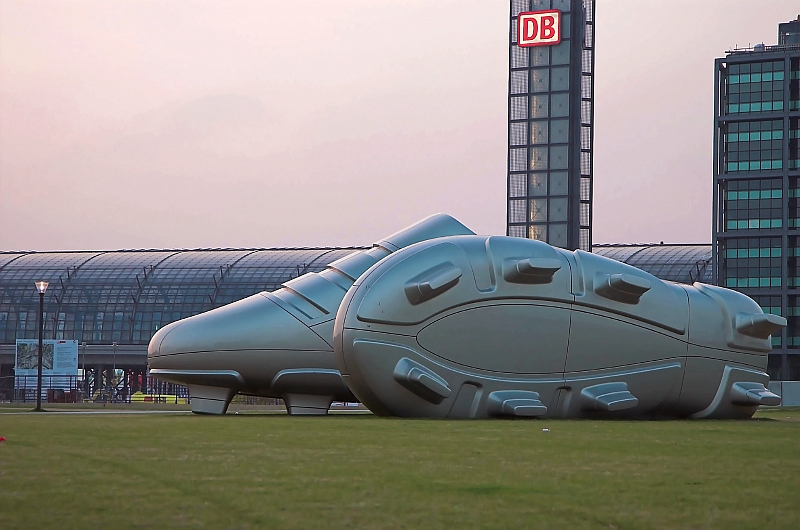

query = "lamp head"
[[34, 280, 49, 294]]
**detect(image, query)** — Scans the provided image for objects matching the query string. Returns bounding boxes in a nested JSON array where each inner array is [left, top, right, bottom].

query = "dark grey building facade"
[[713, 18, 800, 381], [507, 0, 595, 251]]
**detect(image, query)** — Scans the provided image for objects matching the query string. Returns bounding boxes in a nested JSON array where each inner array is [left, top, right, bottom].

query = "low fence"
[[0, 375, 190, 405], [0, 375, 362, 408], [2, 375, 83, 403]]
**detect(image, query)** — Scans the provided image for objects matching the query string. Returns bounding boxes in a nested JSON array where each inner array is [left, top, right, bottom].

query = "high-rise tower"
[[506, 0, 595, 251], [713, 17, 800, 381]]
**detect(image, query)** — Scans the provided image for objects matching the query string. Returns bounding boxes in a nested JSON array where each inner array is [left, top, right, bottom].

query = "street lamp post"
[[81, 341, 87, 396], [112, 342, 117, 402], [34, 280, 49, 412]]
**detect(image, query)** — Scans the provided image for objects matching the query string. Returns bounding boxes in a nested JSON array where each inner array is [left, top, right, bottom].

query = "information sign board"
[[15, 339, 79, 376]]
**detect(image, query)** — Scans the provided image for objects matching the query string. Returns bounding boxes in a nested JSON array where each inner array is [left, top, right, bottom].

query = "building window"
[[529, 199, 547, 222], [531, 68, 550, 93], [530, 146, 548, 170], [788, 235, 800, 287], [510, 147, 528, 171], [790, 178, 800, 231], [510, 96, 528, 120], [767, 354, 783, 380], [511, 70, 528, 94], [787, 296, 800, 347], [550, 197, 569, 222], [549, 223, 568, 247], [722, 179, 783, 231], [510, 122, 528, 146], [509, 173, 527, 198], [723, 120, 783, 173], [529, 173, 547, 196], [551, 41, 570, 65], [751, 295, 782, 316], [530, 121, 548, 144], [528, 224, 547, 241], [551, 171, 569, 194], [721, 236, 782, 288], [551, 67, 569, 91], [509, 200, 527, 223], [508, 225, 526, 238], [725, 60, 785, 115], [530, 95, 549, 118], [787, 355, 799, 381]]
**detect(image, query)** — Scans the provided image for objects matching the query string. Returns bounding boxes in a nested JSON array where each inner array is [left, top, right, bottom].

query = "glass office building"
[[507, 0, 595, 251], [713, 18, 800, 381]]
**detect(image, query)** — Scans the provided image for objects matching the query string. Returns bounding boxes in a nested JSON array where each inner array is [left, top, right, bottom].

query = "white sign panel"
[[15, 339, 78, 376]]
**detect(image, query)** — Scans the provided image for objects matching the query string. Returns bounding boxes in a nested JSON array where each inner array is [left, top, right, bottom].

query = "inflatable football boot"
[[334, 235, 784, 419]]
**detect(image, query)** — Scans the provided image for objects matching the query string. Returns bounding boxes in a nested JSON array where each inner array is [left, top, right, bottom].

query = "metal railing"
[[0, 374, 189, 405], [727, 43, 800, 54]]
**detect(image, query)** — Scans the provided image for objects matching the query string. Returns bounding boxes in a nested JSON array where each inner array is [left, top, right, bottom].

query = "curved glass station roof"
[[0, 244, 711, 347], [0, 248, 358, 346], [593, 244, 713, 285]]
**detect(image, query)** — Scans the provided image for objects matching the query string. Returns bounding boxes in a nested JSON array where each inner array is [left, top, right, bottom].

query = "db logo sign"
[[518, 10, 561, 47]]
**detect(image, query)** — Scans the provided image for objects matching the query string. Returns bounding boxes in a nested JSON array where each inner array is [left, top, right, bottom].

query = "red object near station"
[[518, 10, 561, 47]]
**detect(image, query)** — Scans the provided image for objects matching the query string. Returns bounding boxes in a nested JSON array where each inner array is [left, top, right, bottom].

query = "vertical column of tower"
[[578, 0, 595, 251], [506, 0, 594, 251], [790, 52, 800, 382], [506, 0, 532, 239]]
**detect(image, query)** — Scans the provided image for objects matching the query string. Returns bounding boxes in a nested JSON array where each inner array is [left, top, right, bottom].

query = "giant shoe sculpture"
[[334, 235, 785, 419], [148, 214, 474, 415]]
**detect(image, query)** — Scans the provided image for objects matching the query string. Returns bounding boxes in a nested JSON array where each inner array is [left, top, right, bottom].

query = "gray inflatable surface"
[[147, 214, 474, 415], [334, 235, 785, 419]]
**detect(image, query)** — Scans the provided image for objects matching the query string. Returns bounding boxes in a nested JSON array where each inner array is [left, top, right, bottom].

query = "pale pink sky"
[[0, 1, 796, 250]]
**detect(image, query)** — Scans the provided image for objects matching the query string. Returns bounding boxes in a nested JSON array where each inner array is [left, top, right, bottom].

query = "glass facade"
[[0, 248, 357, 346], [724, 61, 785, 115], [714, 40, 800, 381], [507, 0, 594, 251], [723, 120, 784, 172], [722, 179, 784, 230]]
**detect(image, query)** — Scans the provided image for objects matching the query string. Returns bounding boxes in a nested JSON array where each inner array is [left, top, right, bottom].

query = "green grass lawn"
[[1, 408, 798, 529]]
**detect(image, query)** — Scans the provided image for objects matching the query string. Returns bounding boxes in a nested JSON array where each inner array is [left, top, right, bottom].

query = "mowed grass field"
[[0, 408, 798, 529]]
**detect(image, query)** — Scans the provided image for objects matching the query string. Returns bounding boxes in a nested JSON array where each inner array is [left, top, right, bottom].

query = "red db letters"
[[518, 10, 561, 47]]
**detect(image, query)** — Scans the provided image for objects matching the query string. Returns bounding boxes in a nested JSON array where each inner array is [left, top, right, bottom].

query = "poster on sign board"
[[15, 339, 78, 376]]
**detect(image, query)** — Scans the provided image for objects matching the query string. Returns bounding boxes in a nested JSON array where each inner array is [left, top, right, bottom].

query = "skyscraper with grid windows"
[[506, 0, 595, 251], [713, 17, 800, 382]]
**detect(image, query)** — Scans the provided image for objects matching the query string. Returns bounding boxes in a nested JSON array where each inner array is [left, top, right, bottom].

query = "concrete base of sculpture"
[[334, 235, 785, 420]]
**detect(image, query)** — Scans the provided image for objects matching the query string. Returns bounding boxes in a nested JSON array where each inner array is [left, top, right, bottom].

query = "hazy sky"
[[0, 1, 796, 250]]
